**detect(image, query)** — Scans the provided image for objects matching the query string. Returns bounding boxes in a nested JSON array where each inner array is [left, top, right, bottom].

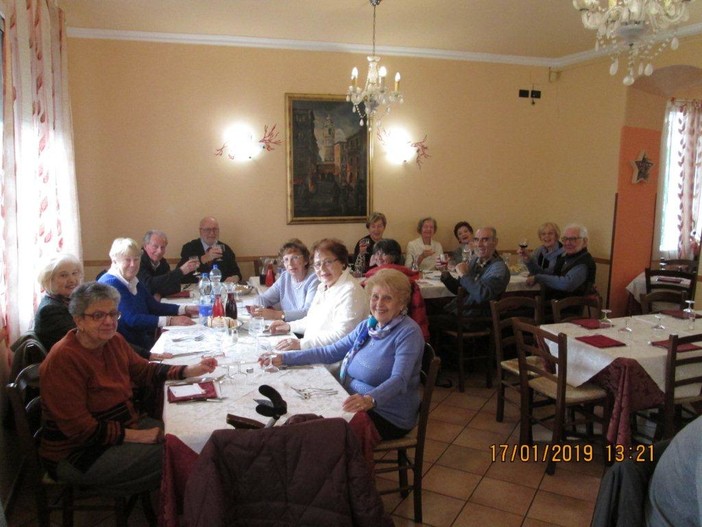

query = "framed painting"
[[285, 93, 371, 224]]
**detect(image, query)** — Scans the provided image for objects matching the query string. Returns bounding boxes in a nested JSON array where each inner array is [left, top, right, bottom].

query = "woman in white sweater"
[[405, 217, 443, 272]]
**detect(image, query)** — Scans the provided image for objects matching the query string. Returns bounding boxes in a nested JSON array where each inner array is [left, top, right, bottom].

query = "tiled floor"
[[3, 369, 605, 527]]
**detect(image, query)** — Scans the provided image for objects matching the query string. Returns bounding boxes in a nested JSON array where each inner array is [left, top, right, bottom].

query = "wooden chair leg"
[[140, 491, 157, 527], [496, 379, 505, 422], [457, 337, 465, 392], [413, 465, 423, 523], [398, 450, 410, 497]]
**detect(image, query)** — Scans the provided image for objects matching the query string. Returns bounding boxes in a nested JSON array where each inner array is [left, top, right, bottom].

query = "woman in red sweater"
[[39, 282, 216, 492]]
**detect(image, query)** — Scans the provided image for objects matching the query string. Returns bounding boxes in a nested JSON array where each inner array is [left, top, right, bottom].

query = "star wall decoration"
[[632, 151, 654, 183]]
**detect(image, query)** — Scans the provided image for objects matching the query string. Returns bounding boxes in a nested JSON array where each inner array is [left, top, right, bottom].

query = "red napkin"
[[575, 335, 626, 348], [570, 318, 602, 329], [166, 291, 191, 299], [656, 276, 683, 284], [650, 339, 702, 352], [167, 381, 218, 403], [659, 309, 702, 319]]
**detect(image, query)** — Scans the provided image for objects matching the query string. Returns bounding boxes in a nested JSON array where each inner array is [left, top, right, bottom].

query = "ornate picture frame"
[[285, 93, 371, 224]]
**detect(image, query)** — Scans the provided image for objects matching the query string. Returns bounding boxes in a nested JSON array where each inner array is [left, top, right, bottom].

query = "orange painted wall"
[[609, 126, 661, 316]]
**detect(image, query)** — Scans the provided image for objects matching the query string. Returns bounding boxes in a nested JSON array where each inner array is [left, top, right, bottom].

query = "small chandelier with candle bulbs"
[[573, 0, 694, 86], [346, 0, 403, 129]]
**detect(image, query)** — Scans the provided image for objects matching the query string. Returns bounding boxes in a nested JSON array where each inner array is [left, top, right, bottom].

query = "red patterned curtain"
[[0, 0, 81, 350]]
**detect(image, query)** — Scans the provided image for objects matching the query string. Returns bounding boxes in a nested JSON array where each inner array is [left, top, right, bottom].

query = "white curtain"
[[658, 99, 702, 259], [0, 0, 81, 351]]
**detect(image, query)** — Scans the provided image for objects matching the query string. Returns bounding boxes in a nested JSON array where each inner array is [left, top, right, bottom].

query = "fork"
[[172, 334, 205, 343]]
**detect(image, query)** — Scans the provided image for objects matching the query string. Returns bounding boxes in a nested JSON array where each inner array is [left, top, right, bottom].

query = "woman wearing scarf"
[[261, 269, 424, 440]]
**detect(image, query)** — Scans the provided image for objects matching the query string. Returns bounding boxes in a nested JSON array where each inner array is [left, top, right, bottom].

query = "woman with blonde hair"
[[405, 217, 443, 272], [517, 222, 564, 274]]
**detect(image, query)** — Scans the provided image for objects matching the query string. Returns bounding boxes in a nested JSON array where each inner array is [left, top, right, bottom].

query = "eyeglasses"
[[561, 236, 583, 243], [82, 310, 121, 321], [312, 258, 339, 269], [282, 255, 303, 264], [200, 227, 219, 233]]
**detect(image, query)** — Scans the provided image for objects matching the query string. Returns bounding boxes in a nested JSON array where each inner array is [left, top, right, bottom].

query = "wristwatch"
[[281, 313, 286, 321], [365, 395, 376, 409]]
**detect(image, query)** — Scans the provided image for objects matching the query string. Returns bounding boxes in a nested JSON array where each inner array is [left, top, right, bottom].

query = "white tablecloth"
[[625, 271, 692, 304], [541, 313, 702, 398], [416, 271, 540, 300]]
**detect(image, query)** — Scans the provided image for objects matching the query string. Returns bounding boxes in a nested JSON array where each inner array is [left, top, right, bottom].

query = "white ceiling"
[[59, 0, 702, 69]]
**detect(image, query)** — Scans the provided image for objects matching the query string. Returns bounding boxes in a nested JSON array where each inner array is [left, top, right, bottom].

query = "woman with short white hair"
[[98, 238, 197, 357]]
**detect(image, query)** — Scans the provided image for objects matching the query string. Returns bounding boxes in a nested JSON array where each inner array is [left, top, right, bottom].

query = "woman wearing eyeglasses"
[[517, 222, 564, 275], [39, 281, 217, 495], [255, 239, 319, 322], [270, 238, 368, 352], [98, 238, 198, 358]]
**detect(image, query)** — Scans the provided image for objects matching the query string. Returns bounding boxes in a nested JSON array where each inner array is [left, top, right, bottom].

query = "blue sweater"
[[283, 316, 424, 430], [259, 268, 319, 322], [98, 273, 178, 351]]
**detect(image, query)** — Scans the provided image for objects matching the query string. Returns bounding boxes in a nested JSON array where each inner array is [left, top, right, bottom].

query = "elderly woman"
[[39, 282, 217, 490], [517, 222, 564, 275], [365, 239, 430, 341], [263, 269, 424, 440], [98, 238, 197, 357], [451, 221, 475, 263], [34, 254, 84, 351], [405, 217, 443, 272], [352, 211, 387, 273], [255, 239, 319, 322], [270, 238, 368, 352]]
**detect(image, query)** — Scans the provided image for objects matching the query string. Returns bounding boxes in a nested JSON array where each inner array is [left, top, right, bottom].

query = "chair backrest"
[[645, 268, 697, 300], [6, 364, 44, 479], [9, 332, 48, 382], [639, 290, 688, 314], [513, 319, 568, 403], [663, 333, 702, 438], [490, 295, 543, 364], [416, 344, 441, 452], [660, 258, 699, 274], [551, 295, 601, 323]]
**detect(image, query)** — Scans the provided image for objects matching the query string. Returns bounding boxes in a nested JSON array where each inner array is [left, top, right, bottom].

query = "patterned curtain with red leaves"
[[0, 0, 81, 352]]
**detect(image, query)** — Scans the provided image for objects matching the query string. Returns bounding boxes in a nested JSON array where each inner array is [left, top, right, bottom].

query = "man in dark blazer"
[[178, 216, 242, 284], [138, 229, 199, 297]]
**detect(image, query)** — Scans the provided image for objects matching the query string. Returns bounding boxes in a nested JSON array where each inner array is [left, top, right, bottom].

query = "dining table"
[[540, 312, 702, 450], [625, 271, 693, 314]]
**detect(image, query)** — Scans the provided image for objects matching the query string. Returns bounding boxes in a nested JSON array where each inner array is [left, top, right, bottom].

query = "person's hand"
[[526, 275, 537, 286], [183, 357, 218, 378], [420, 249, 435, 262], [124, 427, 163, 444], [258, 353, 284, 368], [184, 305, 199, 317], [342, 394, 374, 413], [149, 352, 173, 361], [269, 320, 290, 334], [259, 307, 284, 320], [275, 338, 301, 351], [455, 261, 469, 277], [180, 258, 200, 275], [170, 315, 195, 326], [516, 247, 530, 262], [359, 239, 370, 254], [224, 276, 240, 284]]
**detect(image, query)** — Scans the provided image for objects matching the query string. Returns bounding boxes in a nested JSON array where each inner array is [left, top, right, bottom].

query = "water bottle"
[[198, 272, 212, 297], [198, 273, 212, 325], [210, 264, 222, 285]]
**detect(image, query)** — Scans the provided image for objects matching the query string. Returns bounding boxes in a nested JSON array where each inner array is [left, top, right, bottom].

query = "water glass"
[[684, 300, 696, 331], [600, 309, 613, 329]]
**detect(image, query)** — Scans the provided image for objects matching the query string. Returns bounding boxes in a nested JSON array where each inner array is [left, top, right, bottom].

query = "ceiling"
[[59, 0, 702, 68]]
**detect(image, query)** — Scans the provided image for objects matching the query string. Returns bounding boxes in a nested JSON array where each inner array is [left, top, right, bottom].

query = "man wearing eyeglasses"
[[178, 216, 242, 284], [526, 223, 596, 298]]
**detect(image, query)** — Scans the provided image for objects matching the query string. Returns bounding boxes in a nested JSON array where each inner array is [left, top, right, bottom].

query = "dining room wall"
[[67, 35, 652, 291]]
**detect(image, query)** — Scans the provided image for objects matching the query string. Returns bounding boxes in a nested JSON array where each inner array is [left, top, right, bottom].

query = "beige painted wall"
[[70, 35, 702, 294]]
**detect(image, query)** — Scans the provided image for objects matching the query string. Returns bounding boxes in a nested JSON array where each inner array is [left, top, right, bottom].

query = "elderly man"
[[138, 230, 199, 297], [526, 223, 596, 298], [178, 217, 242, 284]]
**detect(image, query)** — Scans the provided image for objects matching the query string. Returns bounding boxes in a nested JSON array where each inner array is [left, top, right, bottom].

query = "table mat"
[[575, 335, 626, 348], [650, 339, 702, 352], [660, 309, 702, 319], [570, 318, 602, 329], [656, 276, 683, 284], [167, 291, 191, 299], [167, 381, 218, 403]]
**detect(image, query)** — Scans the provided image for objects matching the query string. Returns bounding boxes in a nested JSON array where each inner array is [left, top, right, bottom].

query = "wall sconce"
[[377, 127, 430, 169], [215, 123, 281, 161]]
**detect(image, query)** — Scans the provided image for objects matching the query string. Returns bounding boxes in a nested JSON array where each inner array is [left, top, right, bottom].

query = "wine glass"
[[259, 341, 279, 373], [249, 316, 265, 340], [684, 300, 696, 330], [600, 309, 613, 329], [618, 318, 633, 334], [652, 314, 666, 331], [461, 245, 471, 263]]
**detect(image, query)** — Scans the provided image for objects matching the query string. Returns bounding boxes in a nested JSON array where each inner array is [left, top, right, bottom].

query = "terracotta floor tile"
[[466, 411, 519, 436], [453, 426, 510, 451], [393, 490, 465, 527], [528, 490, 596, 527], [521, 519, 563, 527], [485, 457, 547, 489], [423, 438, 451, 463], [469, 477, 537, 516], [429, 403, 477, 426], [422, 464, 482, 500], [425, 419, 465, 443], [452, 502, 523, 527], [436, 444, 492, 476], [390, 514, 425, 526], [441, 392, 490, 411], [539, 468, 601, 502]]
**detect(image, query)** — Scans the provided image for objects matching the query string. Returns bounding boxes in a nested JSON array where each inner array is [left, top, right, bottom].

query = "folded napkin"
[[659, 309, 702, 319], [166, 291, 191, 299], [650, 339, 702, 352], [167, 381, 218, 403], [575, 335, 626, 348], [656, 276, 683, 284], [570, 318, 602, 329]]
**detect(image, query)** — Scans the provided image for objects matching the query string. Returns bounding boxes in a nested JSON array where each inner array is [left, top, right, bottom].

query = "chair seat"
[[374, 437, 418, 452], [501, 356, 540, 375], [444, 328, 490, 339], [529, 377, 607, 404]]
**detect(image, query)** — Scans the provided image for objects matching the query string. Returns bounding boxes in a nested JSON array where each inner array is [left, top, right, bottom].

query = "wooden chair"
[[661, 333, 702, 439], [639, 290, 688, 314], [645, 267, 697, 302], [551, 295, 601, 323], [436, 286, 493, 391], [660, 258, 699, 274], [513, 320, 611, 475], [5, 365, 156, 527], [490, 295, 543, 422], [374, 343, 441, 524]]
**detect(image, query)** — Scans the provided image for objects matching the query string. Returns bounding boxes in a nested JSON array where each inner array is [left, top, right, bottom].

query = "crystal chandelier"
[[346, 0, 403, 129], [573, 0, 694, 85]]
